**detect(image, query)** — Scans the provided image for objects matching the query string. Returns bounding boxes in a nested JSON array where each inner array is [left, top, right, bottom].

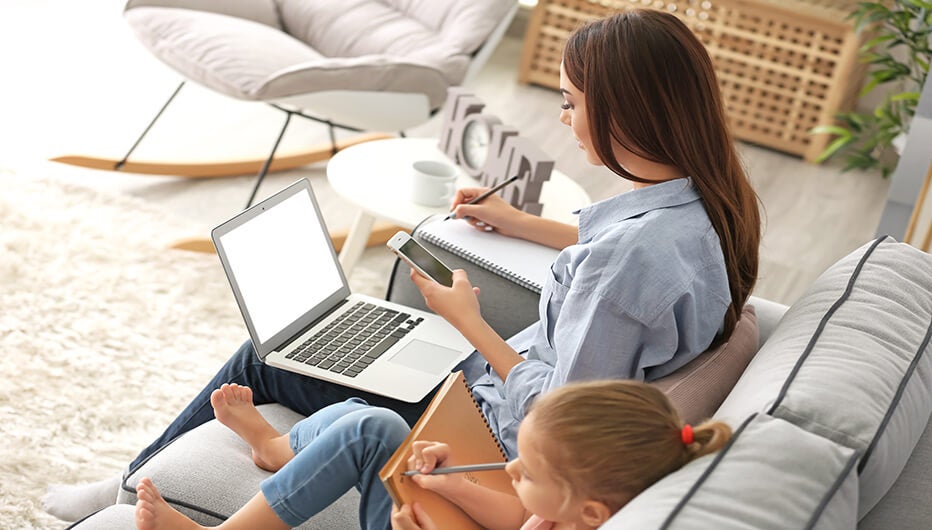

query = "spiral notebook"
[[415, 218, 561, 293], [379, 371, 515, 529]]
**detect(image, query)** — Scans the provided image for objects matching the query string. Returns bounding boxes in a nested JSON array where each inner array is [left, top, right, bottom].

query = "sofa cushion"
[[651, 305, 759, 425], [118, 404, 359, 529], [66, 503, 137, 530], [716, 236, 932, 517], [603, 414, 859, 529], [859, 412, 932, 528]]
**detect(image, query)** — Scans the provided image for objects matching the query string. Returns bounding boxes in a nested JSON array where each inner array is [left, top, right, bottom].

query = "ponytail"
[[684, 420, 732, 461]]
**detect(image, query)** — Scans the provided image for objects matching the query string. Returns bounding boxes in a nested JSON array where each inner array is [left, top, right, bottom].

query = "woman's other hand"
[[409, 269, 482, 332]]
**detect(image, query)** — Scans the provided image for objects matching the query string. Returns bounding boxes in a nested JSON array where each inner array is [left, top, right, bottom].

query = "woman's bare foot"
[[135, 477, 204, 530], [210, 383, 293, 471]]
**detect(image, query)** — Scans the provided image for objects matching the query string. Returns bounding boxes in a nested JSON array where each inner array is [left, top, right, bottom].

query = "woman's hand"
[[391, 503, 437, 530], [450, 187, 528, 238], [409, 269, 483, 332]]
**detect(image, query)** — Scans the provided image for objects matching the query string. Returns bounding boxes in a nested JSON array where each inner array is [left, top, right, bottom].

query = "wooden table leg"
[[339, 211, 377, 275]]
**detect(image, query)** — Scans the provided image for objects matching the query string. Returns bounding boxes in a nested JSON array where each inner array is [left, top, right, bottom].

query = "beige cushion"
[[652, 305, 759, 425]]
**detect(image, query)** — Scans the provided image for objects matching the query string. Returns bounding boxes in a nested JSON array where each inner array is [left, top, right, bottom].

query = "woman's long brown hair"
[[563, 9, 760, 341]]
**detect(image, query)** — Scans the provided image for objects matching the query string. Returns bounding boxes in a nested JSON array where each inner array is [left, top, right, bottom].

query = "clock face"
[[462, 118, 492, 171]]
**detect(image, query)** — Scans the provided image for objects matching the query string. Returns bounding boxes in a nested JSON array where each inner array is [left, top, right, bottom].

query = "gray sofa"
[[69, 235, 932, 529]]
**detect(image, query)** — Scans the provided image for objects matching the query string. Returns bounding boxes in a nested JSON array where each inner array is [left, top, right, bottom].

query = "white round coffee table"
[[327, 137, 591, 275]]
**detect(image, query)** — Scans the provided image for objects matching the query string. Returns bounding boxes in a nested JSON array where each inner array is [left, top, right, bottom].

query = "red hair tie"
[[681, 424, 694, 445]]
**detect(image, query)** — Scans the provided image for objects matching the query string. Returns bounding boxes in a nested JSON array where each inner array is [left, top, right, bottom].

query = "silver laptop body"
[[211, 178, 473, 403]]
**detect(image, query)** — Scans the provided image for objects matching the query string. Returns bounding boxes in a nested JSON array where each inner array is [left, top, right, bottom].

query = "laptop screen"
[[217, 188, 345, 343]]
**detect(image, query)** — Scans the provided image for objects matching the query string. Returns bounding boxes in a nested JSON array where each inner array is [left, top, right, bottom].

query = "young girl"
[[132, 380, 731, 530], [390, 380, 732, 530], [58, 8, 761, 529]]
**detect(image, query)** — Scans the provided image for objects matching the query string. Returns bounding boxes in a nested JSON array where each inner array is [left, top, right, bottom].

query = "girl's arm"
[[409, 269, 523, 379], [435, 480, 527, 530], [408, 442, 526, 530]]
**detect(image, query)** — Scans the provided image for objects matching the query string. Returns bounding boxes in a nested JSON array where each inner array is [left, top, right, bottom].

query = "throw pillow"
[[652, 305, 759, 425]]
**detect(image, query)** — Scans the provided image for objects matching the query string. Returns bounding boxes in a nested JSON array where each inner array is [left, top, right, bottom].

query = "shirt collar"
[[575, 177, 700, 243]]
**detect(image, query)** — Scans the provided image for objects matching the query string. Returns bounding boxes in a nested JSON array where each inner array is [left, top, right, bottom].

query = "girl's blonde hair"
[[526, 380, 731, 512]]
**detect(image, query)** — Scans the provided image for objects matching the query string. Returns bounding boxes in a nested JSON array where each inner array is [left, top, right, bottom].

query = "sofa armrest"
[[746, 295, 789, 349]]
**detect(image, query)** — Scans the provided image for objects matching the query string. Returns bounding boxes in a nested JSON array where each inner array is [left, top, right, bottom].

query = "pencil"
[[401, 462, 508, 476], [443, 175, 521, 221]]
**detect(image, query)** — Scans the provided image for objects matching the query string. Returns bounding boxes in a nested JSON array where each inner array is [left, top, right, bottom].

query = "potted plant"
[[811, 0, 931, 176]]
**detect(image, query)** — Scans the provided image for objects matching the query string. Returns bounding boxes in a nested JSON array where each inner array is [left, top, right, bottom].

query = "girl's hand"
[[407, 441, 468, 498], [409, 269, 482, 332], [449, 187, 527, 238], [391, 503, 437, 530], [409, 441, 453, 473]]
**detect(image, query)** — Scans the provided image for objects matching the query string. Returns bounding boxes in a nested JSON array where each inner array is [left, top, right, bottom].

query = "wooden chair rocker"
[[53, 0, 518, 252]]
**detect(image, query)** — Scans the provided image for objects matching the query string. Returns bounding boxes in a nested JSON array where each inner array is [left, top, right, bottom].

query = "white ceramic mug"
[[410, 160, 457, 207]]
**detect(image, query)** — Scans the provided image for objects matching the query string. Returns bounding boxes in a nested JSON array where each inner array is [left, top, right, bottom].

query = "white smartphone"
[[386, 231, 455, 287]]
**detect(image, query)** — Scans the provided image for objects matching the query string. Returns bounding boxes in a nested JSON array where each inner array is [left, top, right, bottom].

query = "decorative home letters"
[[437, 89, 553, 215]]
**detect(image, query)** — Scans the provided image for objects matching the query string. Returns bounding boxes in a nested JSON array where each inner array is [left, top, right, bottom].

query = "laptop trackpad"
[[388, 339, 462, 375]]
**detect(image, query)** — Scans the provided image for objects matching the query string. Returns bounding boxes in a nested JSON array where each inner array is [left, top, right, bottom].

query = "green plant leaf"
[[838, 112, 868, 132], [830, 0, 927, 178], [815, 135, 856, 163], [809, 125, 853, 137], [890, 91, 921, 102], [860, 33, 896, 53]]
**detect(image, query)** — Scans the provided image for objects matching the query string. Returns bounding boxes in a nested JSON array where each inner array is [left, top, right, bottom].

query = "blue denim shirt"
[[459, 177, 730, 458]]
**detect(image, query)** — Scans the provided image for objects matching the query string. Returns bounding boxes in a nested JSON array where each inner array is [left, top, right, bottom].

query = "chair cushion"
[[124, 0, 514, 107], [651, 304, 759, 425], [278, 0, 514, 79], [117, 404, 359, 529], [603, 414, 859, 529], [716, 236, 932, 518]]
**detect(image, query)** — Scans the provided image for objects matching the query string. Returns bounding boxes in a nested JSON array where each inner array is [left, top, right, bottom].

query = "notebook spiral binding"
[[418, 231, 542, 294], [460, 376, 509, 461]]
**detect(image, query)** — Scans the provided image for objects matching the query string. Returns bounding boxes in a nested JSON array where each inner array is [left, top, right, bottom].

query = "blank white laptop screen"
[[218, 192, 343, 343]]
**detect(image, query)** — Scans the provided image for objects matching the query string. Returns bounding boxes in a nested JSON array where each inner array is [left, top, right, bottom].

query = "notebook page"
[[416, 218, 561, 293]]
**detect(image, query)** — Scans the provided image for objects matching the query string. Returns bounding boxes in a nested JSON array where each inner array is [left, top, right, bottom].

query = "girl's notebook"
[[379, 371, 515, 529], [415, 218, 561, 293]]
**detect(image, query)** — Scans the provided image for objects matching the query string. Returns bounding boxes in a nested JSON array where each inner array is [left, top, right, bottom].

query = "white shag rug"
[[0, 170, 389, 529]]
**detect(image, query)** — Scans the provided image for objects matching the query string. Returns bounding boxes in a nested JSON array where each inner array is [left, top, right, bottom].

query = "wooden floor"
[[0, 2, 892, 306]]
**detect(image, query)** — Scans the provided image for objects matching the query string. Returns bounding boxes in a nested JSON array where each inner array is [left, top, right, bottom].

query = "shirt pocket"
[[541, 268, 570, 350]]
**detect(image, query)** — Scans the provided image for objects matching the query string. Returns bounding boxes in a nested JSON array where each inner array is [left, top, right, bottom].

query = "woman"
[[54, 9, 760, 530]]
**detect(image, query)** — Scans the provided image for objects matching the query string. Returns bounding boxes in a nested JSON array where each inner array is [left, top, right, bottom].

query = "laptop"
[[211, 178, 474, 403]]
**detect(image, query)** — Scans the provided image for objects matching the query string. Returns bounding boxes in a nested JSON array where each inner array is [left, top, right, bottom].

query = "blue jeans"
[[129, 339, 433, 471], [260, 398, 409, 530]]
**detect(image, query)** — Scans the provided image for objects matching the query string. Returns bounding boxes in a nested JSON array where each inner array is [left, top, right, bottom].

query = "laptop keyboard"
[[285, 302, 424, 378]]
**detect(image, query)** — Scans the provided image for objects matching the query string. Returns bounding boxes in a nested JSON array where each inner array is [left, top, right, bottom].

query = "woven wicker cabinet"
[[518, 0, 869, 162]]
